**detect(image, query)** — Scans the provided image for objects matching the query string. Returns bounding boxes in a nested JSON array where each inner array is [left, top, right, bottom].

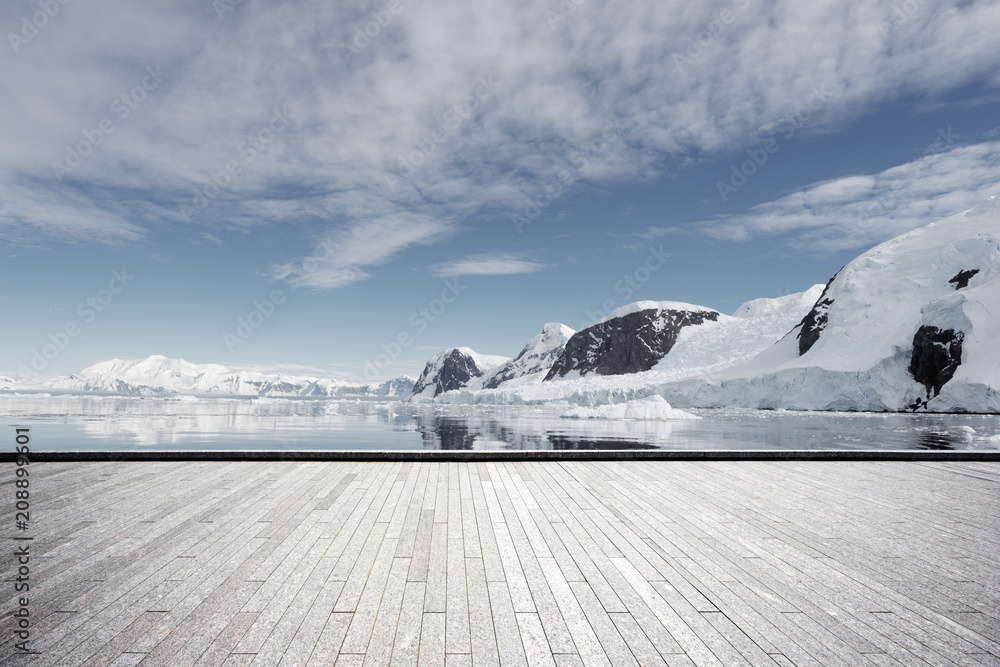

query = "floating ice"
[[561, 395, 700, 421]]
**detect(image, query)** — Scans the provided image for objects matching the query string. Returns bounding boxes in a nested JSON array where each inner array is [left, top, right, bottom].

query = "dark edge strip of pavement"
[[2, 450, 1000, 462]]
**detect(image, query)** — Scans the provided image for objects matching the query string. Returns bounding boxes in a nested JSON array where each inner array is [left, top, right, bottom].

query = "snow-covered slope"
[[483, 323, 574, 389], [651, 286, 824, 377], [659, 198, 1000, 412], [410, 348, 509, 399], [40, 355, 414, 398]]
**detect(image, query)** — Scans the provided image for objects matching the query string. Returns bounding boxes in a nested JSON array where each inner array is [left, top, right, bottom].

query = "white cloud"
[[271, 214, 452, 289], [430, 253, 547, 278], [637, 226, 687, 239], [698, 141, 1000, 252], [2, 0, 1000, 280]]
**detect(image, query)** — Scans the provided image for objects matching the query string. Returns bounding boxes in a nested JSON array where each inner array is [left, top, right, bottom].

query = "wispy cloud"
[[0, 179, 146, 245], [430, 253, 547, 278], [698, 141, 1000, 252], [271, 214, 452, 289], [2, 0, 1000, 281], [636, 226, 687, 240]]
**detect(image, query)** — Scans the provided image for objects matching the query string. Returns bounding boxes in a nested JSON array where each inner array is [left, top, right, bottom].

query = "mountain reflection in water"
[[1, 395, 997, 451]]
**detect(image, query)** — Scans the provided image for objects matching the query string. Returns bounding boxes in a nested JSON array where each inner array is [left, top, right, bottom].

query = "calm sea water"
[[3, 394, 999, 451]]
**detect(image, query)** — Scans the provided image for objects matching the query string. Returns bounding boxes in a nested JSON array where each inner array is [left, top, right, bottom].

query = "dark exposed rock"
[[544, 308, 720, 380], [412, 349, 485, 398], [948, 269, 980, 290], [796, 272, 839, 356], [909, 325, 965, 398], [483, 360, 526, 390]]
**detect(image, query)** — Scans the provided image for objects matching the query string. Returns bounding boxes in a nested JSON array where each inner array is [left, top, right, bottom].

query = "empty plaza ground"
[[2, 459, 998, 666]]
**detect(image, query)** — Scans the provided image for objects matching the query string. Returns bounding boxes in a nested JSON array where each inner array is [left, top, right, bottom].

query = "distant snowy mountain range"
[[4, 198, 996, 412], [416, 197, 1000, 412], [4, 355, 414, 398]]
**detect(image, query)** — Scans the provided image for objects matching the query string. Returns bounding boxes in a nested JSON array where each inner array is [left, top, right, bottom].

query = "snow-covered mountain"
[[483, 323, 575, 389], [659, 197, 1000, 412], [34, 355, 414, 398], [429, 198, 1000, 412], [434, 286, 824, 405], [410, 348, 509, 399]]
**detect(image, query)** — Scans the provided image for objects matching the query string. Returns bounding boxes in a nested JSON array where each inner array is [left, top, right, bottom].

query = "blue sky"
[[2, 0, 1000, 382]]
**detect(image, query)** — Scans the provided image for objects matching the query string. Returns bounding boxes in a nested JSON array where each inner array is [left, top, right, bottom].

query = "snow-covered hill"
[[660, 197, 1000, 412], [33, 355, 414, 398]]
